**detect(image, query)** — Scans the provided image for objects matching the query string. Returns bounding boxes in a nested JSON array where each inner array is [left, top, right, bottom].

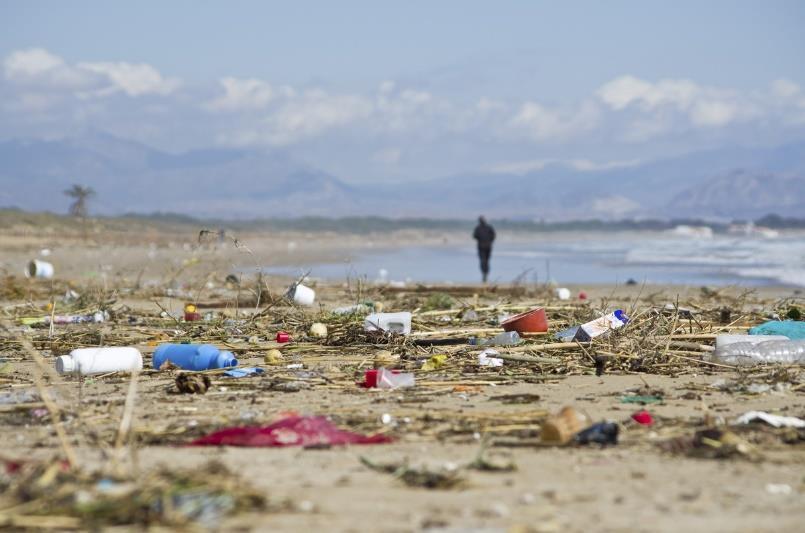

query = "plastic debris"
[[361, 368, 415, 389], [421, 354, 447, 371], [541, 406, 587, 444], [478, 348, 504, 367], [309, 322, 328, 338], [501, 307, 548, 333], [56, 347, 143, 375], [276, 331, 291, 343], [555, 287, 571, 300], [735, 411, 805, 428], [175, 373, 212, 394], [575, 422, 619, 446], [223, 367, 265, 378], [749, 320, 805, 339], [712, 339, 805, 365], [189, 415, 392, 447], [574, 310, 629, 342], [364, 312, 412, 335], [153, 344, 238, 371], [621, 395, 663, 404], [631, 410, 654, 426]]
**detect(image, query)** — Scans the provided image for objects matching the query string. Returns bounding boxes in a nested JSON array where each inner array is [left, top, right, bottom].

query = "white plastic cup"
[[364, 312, 412, 335], [289, 283, 316, 306], [56, 347, 143, 375], [25, 259, 54, 279]]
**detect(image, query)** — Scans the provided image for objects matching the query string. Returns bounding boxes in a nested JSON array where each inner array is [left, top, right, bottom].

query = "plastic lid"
[[55, 355, 74, 374], [216, 351, 238, 368]]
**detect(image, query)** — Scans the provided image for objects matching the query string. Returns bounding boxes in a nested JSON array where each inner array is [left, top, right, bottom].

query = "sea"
[[263, 231, 805, 288]]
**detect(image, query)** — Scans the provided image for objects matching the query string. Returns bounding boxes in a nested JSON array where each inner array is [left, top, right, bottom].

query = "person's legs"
[[478, 246, 491, 282]]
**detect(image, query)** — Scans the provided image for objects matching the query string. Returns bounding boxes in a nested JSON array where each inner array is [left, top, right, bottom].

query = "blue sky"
[[1, 0, 804, 182]]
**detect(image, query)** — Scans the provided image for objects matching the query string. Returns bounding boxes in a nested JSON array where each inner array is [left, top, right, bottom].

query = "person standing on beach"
[[473, 216, 496, 283]]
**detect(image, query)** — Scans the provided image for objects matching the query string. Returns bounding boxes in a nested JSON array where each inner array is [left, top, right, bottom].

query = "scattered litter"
[[555, 288, 571, 300], [712, 339, 805, 365], [749, 320, 805, 339], [621, 395, 663, 404], [501, 307, 548, 333], [189, 415, 392, 447], [25, 259, 54, 279], [276, 331, 291, 343], [264, 349, 283, 364], [287, 283, 316, 306], [309, 322, 328, 338], [360, 457, 465, 489], [541, 406, 587, 445], [364, 312, 412, 335], [574, 310, 629, 342], [575, 422, 619, 446], [153, 344, 238, 371], [631, 410, 654, 426], [223, 367, 265, 378], [470, 331, 521, 346], [735, 411, 805, 428], [361, 368, 415, 389], [478, 348, 504, 367], [56, 347, 143, 375], [421, 354, 447, 371], [765, 483, 793, 495], [176, 373, 212, 394]]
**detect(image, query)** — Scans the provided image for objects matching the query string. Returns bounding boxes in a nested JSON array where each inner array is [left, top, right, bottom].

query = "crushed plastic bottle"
[[469, 331, 521, 347], [711, 339, 805, 365]]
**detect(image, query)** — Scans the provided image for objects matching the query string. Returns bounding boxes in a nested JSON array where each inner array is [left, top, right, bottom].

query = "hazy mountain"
[[0, 132, 803, 219], [668, 170, 805, 219]]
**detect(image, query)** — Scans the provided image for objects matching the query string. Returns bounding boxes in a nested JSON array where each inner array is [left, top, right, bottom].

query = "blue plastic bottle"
[[152, 344, 238, 371]]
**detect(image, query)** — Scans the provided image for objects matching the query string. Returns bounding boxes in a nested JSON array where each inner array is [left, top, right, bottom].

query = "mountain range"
[[1, 132, 803, 220]]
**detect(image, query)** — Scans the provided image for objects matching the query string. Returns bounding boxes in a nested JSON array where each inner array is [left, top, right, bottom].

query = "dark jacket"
[[473, 222, 495, 248]]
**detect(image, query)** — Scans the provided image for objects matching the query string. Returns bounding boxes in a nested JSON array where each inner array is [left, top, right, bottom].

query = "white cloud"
[[509, 100, 599, 141], [596, 75, 770, 138], [373, 147, 402, 164], [3, 48, 180, 99], [771, 78, 801, 100], [77, 61, 180, 96], [488, 157, 641, 175], [4, 48, 92, 89], [206, 77, 280, 112]]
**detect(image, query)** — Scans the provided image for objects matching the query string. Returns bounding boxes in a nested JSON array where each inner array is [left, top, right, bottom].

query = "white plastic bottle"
[[56, 347, 144, 375], [711, 340, 805, 365], [364, 312, 412, 335]]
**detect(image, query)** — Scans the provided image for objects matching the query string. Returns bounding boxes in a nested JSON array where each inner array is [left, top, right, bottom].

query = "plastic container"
[[276, 331, 290, 343], [555, 288, 571, 300], [574, 310, 629, 342], [184, 303, 201, 322], [25, 259, 54, 279], [501, 307, 548, 333], [711, 339, 805, 365], [153, 344, 238, 371], [716, 334, 788, 349], [56, 347, 143, 375], [376, 368, 415, 389], [364, 312, 412, 335], [288, 283, 315, 306]]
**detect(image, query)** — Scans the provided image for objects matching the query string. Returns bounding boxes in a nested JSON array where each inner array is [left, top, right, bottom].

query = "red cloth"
[[188, 415, 392, 447]]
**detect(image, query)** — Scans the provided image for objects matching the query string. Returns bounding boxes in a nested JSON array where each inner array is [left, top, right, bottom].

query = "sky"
[[1, 0, 804, 182]]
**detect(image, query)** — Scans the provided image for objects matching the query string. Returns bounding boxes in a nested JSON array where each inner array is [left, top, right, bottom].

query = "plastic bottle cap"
[[55, 355, 74, 374]]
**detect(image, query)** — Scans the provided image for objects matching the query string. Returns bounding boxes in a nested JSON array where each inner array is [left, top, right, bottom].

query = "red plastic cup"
[[184, 312, 201, 322], [276, 331, 290, 343], [578, 291, 588, 300], [501, 307, 549, 333]]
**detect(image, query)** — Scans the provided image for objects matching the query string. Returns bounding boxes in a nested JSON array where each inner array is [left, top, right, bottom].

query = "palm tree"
[[63, 185, 96, 218]]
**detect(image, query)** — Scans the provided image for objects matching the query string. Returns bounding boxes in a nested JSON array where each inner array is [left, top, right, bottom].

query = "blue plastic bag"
[[749, 321, 805, 340]]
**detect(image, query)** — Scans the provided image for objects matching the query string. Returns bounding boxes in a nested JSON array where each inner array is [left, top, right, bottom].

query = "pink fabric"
[[188, 415, 392, 447]]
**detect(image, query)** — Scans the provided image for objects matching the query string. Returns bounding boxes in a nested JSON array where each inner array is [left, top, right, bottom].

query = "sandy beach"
[[1, 224, 804, 531]]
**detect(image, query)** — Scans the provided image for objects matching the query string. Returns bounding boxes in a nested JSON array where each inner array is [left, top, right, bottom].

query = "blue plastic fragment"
[[749, 321, 805, 340], [223, 367, 265, 378]]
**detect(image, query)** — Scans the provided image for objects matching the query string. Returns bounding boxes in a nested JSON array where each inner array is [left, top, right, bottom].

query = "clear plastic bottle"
[[484, 331, 521, 346], [711, 340, 805, 365]]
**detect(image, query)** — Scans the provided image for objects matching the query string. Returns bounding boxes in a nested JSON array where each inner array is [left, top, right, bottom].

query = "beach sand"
[[1, 225, 804, 531]]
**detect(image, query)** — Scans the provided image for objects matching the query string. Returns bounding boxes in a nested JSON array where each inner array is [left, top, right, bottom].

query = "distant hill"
[[669, 170, 805, 218], [0, 132, 803, 219]]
